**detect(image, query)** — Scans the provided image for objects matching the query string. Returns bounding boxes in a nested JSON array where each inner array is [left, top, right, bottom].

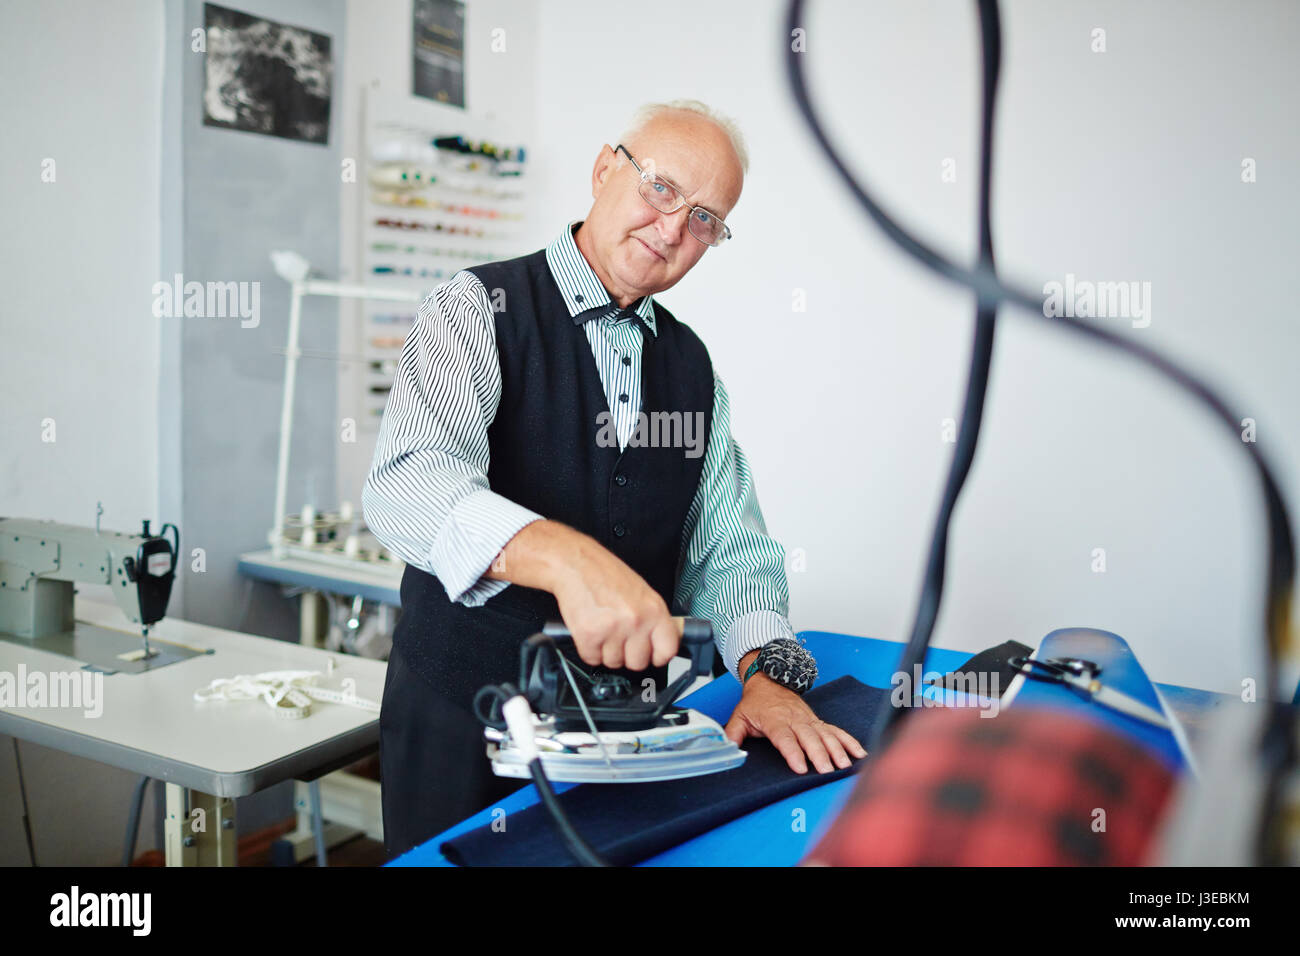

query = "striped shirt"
[[362, 219, 794, 679]]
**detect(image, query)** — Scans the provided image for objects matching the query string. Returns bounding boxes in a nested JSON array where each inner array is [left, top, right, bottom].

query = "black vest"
[[391, 247, 715, 712]]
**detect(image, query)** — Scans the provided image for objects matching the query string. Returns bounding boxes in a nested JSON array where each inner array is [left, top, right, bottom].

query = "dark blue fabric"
[[440, 675, 887, 866]]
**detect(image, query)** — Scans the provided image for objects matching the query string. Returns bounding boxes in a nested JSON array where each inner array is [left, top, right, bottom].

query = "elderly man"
[[364, 100, 866, 858]]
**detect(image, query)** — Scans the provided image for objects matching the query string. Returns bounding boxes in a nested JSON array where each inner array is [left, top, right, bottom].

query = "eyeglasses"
[[615, 143, 732, 247]]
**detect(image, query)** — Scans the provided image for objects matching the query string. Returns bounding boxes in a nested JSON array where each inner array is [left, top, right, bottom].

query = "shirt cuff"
[[429, 488, 544, 606], [723, 609, 796, 681]]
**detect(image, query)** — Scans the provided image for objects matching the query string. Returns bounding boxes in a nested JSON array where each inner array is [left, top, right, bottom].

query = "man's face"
[[576, 113, 744, 307]]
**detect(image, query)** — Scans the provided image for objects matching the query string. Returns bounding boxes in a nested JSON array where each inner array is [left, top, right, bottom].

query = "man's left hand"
[[723, 654, 868, 774]]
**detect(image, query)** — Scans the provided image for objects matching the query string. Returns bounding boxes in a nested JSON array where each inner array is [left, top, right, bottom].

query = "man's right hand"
[[484, 519, 680, 671]]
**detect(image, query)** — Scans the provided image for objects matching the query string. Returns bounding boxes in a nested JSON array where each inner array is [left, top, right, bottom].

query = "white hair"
[[617, 99, 749, 175]]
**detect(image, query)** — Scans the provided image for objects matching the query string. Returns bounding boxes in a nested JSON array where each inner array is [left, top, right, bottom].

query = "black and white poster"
[[413, 0, 465, 107], [202, 3, 333, 144]]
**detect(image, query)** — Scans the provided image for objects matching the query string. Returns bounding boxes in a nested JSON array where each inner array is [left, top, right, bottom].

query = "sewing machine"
[[0, 516, 198, 673]]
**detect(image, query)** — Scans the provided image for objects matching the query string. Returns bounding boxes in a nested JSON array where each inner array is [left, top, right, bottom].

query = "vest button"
[[614, 474, 627, 486], [613, 523, 626, 538]]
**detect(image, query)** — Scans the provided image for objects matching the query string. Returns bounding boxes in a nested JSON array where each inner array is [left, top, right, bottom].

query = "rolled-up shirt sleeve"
[[362, 272, 543, 606], [674, 371, 796, 680]]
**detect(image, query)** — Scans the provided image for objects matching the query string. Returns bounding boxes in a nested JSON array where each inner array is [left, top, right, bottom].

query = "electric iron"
[[473, 616, 747, 783]]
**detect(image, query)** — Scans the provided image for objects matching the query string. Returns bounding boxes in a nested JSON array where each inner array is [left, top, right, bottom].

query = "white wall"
[[0, 0, 165, 865], [0, 0, 162, 533], [530, 0, 1300, 695]]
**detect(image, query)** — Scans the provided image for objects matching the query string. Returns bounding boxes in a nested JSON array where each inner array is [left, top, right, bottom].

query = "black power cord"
[[13, 737, 37, 866], [477, 653, 611, 867], [784, 0, 1296, 860], [862, 0, 1002, 756], [529, 760, 609, 868]]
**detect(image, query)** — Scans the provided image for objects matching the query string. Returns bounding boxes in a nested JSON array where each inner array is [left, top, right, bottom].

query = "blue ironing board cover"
[[1004, 627, 1189, 773], [389, 628, 1186, 866]]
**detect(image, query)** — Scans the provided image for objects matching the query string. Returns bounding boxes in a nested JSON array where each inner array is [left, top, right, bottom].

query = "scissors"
[[1009, 656, 1171, 730]]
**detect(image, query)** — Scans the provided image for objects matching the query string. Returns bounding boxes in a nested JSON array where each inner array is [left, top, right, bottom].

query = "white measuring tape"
[[194, 666, 380, 720]]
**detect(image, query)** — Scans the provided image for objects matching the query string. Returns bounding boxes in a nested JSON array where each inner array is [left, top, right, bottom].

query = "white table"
[[238, 549, 403, 612], [0, 597, 386, 865]]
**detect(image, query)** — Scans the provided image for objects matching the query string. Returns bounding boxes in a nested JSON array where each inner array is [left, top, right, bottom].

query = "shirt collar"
[[545, 219, 659, 336]]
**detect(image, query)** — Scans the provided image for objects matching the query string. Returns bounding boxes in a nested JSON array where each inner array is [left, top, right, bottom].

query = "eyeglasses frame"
[[614, 143, 733, 247]]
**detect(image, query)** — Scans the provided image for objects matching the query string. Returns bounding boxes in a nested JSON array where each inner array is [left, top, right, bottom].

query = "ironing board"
[[390, 628, 1203, 866]]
